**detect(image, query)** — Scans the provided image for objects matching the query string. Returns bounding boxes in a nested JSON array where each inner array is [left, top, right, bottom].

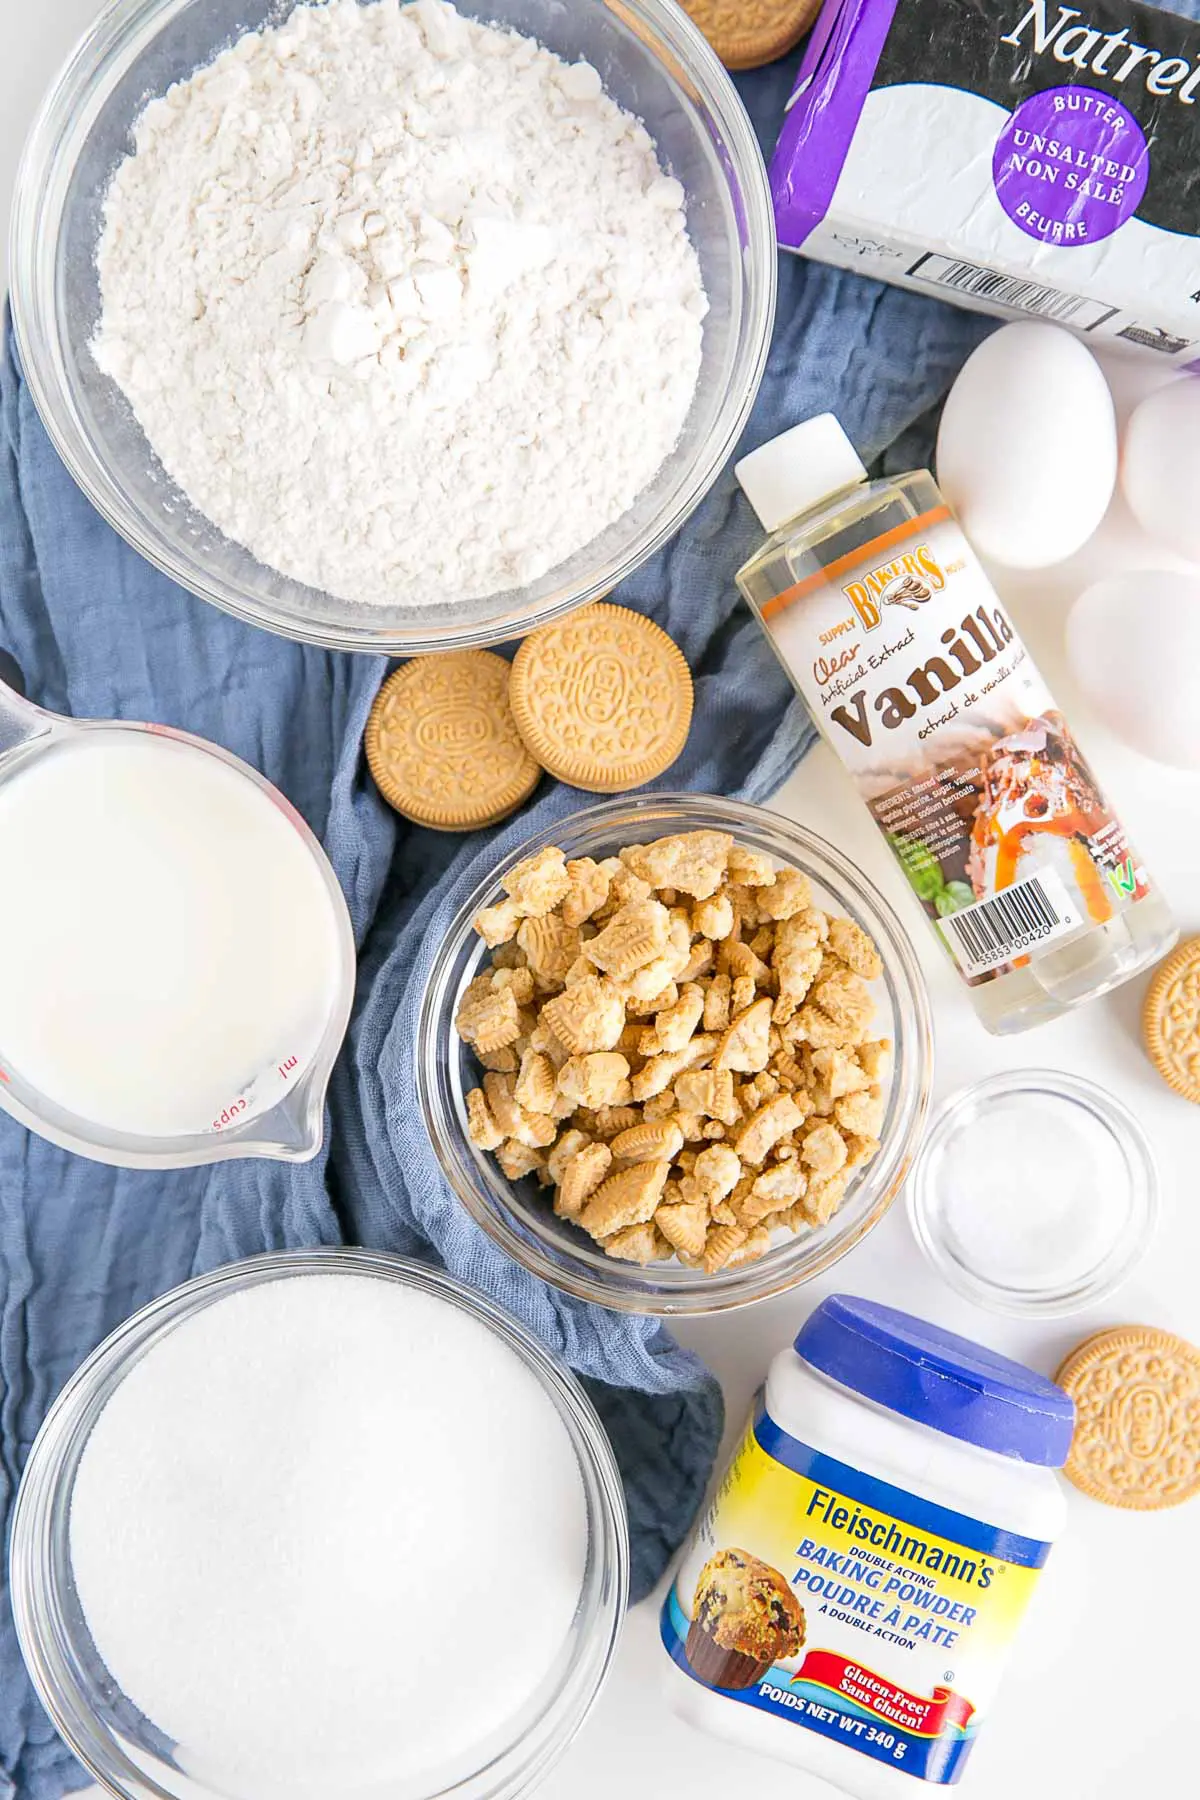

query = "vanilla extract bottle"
[[735, 414, 1175, 1034]]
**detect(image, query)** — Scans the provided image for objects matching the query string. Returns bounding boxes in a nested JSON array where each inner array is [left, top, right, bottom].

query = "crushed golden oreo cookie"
[[456, 831, 890, 1273]]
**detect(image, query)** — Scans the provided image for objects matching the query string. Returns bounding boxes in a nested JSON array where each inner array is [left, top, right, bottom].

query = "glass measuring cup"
[[0, 678, 356, 1169]]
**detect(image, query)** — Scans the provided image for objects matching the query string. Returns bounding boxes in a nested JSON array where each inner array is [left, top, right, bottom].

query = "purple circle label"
[[993, 85, 1149, 246]]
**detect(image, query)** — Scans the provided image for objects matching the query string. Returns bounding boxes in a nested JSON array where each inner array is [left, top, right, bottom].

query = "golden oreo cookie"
[[1056, 1326, 1200, 1511], [509, 603, 693, 795], [365, 651, 540, 831], [1143, 937, 1200, 1104], [679, 0, 822, 70]]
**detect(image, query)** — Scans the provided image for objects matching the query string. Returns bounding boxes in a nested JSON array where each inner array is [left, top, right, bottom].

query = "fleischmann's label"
[[662, 1402, 1053, 1784], [759, 510, 1150, 984]]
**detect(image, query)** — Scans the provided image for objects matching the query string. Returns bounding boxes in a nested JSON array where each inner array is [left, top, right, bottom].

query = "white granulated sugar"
[[94, 0, 708, 607], [69, 1274, 588, 1794]]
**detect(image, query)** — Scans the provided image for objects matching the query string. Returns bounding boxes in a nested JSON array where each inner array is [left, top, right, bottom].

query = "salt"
[[69, 1274, 589, 1795], [934, 1091, 1128, 1290]]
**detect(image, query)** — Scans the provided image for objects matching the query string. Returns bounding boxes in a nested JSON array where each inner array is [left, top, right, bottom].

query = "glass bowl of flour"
[[12, 0, 775, 652], [11, 1249, 629, 1800]]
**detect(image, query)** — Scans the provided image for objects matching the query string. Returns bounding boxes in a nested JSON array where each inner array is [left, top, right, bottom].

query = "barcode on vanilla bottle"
[[938, 869, 1083, 978], [907, 254, 1116, 329]]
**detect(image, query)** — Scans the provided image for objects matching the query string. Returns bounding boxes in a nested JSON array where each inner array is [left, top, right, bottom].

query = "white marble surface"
[[5, 6, 1200, 1799]]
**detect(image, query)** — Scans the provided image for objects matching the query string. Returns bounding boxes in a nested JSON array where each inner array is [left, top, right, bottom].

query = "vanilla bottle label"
[[759, 509, 1150, 983]]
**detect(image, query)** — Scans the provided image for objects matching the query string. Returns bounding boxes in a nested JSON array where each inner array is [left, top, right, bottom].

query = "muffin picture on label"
[[686, 1548, 806, 1689]]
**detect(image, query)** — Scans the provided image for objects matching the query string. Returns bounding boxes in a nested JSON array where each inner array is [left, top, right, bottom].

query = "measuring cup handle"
[[0, 673, 53, 757]]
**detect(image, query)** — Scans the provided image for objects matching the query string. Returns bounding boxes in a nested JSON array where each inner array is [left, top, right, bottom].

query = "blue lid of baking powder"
[[794, 1295, 1075, 1467]]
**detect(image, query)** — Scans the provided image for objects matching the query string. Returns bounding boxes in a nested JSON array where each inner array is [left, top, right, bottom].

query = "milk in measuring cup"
[[0, 733, 344, 1138]]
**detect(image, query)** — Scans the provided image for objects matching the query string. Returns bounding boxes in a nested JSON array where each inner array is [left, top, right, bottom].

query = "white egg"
[[936, 322, 1117, 569], [1121, 378, 1200, 563], [1066, 571, 1200, 768]]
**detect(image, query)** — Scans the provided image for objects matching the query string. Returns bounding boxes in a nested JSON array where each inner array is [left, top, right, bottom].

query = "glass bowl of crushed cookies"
[[418, 795, 933, 1313]]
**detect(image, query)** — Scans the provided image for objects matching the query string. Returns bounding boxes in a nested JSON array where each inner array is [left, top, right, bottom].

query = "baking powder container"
[[662, 1294, 1073, 1798]]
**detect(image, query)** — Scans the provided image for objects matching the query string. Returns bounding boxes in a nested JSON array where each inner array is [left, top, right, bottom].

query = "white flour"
[[94, 0, 707, 608]]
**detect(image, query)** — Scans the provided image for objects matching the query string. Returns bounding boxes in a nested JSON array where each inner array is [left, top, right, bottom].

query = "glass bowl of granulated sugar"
[[11, 1249, 628, 1800], [13, 0, 775, 652]]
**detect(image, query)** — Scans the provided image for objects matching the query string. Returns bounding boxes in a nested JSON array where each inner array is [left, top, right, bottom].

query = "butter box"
[[771, 0, 1200, 364]]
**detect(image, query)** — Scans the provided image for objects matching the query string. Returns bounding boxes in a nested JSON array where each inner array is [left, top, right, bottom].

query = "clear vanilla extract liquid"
[[738, 469, 1175, 1033]]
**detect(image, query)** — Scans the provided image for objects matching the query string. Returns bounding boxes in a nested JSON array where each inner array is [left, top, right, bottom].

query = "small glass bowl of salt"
[[908, 1069, 1160, 1318]]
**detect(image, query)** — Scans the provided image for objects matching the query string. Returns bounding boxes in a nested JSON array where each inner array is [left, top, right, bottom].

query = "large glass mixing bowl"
[[11, 0, 776, 653], [11, 1250, 629, 1800]]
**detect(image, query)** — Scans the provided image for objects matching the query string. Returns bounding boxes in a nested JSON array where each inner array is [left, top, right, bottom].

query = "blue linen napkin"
[[0, 50, 992, 1799]]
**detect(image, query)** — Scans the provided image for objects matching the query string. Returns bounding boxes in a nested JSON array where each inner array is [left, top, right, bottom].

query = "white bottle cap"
[[735, 414, 868, 533]]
